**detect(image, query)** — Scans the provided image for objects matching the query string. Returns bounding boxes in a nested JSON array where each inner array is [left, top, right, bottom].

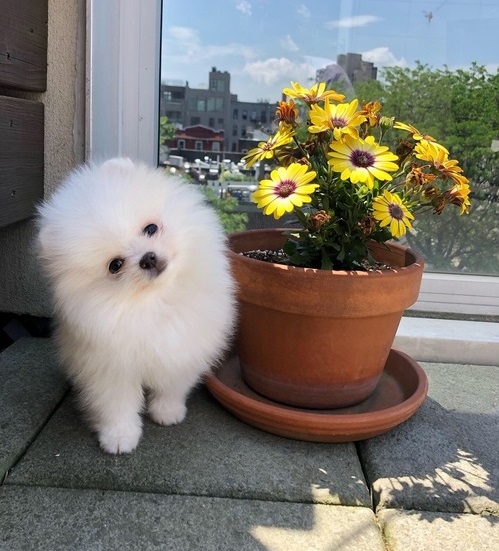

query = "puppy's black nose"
[[139, 252, 157, 270]]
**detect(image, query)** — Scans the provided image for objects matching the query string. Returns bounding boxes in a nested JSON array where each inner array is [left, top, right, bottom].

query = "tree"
[[159, 115, 176, 144], [201, 188, 248, 234], [355, 64, 499, 273]]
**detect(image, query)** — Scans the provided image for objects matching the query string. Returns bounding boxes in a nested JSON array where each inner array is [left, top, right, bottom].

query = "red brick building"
[[164, 125, 224, 155]]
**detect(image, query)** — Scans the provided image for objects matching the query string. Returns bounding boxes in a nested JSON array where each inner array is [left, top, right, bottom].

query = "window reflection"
[[160, 0, 499, 275]]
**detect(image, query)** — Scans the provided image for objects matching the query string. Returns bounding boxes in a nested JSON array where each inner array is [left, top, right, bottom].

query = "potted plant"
[[207, 82, 470, 438]]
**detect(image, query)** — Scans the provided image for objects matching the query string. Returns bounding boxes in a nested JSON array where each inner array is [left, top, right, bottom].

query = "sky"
[[161, 0, 499, 103]]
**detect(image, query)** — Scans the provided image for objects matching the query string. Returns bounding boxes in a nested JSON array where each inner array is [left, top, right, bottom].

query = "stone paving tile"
[[0, 338, 68, 480], [378, 509, 499, 551], [6, 385, 370, 506], [0, 485, 385, 551], [358, 362, 499, 515]]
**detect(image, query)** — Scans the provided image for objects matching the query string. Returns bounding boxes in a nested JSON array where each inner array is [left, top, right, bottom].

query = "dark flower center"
[[351, 150, 375, 168], [388, 203, 404, 220], [332, 117, 347, 127], [276, 180, 296, 198]]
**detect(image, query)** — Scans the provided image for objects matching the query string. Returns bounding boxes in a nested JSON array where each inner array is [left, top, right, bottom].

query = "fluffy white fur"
[[37, 158, 236, 454]]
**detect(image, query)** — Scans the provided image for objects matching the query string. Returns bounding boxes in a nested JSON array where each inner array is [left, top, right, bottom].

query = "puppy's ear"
[[99, 157, 135, 175]]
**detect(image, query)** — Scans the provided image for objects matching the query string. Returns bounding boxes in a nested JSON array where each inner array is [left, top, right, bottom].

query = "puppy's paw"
[[148, 399, 187, 426], [98, 421, 142, 454]]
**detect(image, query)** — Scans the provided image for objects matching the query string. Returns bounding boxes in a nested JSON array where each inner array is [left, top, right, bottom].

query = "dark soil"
[[241, 249, 290, 264], [241, 249, 391, 271]]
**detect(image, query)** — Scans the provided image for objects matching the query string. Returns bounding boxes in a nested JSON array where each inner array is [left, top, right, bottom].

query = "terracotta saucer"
[[205, 349, 428, 442]]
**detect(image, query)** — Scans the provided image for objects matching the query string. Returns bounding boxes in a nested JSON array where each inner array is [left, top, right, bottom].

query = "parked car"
[[226, 182, 257, 203]]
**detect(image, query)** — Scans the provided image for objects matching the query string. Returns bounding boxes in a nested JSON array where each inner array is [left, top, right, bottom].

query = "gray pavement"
[[1, 338, 498, 550]]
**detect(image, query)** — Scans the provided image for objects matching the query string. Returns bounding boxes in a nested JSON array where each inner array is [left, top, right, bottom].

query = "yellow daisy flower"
[[445, 182, 471, 214], [372, 190, 415, 238], [309, 99, 366, 140], [242, 128, 294, 168], [252, 163, 318, 219], [394, 122, 449, 153], [282, 82, 345, 104], [414, 140, 468, 186], [275, 100, 299, 127], [359, 100, 382, 127], [328, 135, 399, 189], [406, 164, 437, 189]]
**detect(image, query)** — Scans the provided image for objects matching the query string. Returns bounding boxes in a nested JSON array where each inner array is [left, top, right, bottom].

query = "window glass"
[[160, 0, 499, 275]]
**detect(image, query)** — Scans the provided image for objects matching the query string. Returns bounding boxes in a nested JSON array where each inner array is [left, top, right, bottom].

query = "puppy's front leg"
[[79, 377, 144, 454], [148, 380, 192, 426]]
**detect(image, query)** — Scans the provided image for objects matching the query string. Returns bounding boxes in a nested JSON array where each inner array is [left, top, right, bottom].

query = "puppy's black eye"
[[109, 258, 124, 274], [143, 224, 158, 237]]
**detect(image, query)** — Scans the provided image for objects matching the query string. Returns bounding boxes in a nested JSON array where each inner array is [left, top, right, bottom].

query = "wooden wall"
[[0, 0, 47, 227]]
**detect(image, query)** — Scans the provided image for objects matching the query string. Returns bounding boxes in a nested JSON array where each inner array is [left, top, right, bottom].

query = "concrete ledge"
[[359, 362, 499, 515], [2, 338, 497, 550], [394, 317, 499, 365], [6, 386, 370, 507], [379, 509, 499, 551], [0, 485, 385, 551], [0, 338, 68, 480]]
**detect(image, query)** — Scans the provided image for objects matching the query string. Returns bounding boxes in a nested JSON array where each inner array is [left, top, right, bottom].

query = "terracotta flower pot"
[[229, 228, 425, 409]]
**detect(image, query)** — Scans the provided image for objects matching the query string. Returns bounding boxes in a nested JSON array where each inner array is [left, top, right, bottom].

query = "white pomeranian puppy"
[[37, 158, 236, 454]]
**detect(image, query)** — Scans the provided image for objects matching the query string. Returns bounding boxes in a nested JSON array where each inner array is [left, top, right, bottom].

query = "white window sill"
[[414, 273, 499, 317], [394, 317, 499, 366]]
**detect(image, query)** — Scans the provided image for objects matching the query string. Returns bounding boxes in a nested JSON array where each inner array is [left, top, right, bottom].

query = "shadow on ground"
[[358, 394, 498, 519]]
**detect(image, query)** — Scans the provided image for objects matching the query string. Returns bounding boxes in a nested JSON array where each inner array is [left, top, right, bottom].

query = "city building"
[[336, 53, 377, 84], [163, 125, 224, 156], [160, 67, 275, 159], [315, 63, 355, 97], [160, 55, 377, 161]]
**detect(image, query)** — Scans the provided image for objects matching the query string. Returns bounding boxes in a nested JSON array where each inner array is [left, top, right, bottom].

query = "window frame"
[[86, 0, 161, 166], [86, 1, 499, 327]]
